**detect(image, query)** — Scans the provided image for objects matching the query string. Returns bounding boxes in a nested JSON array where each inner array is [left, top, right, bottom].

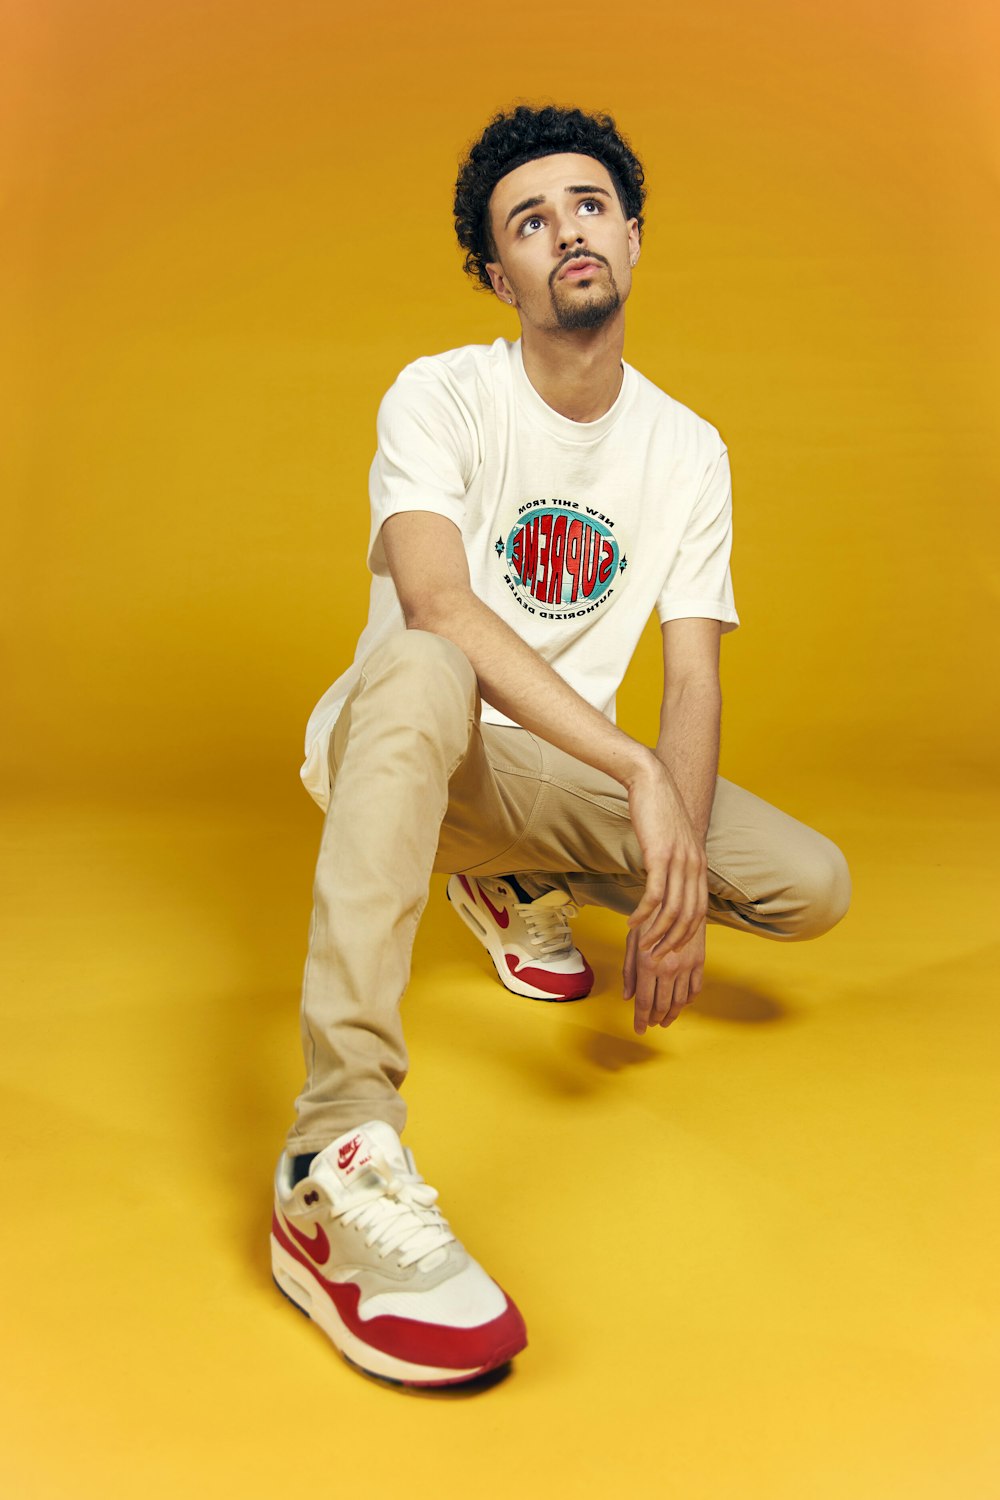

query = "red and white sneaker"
[[271, 1121, 526, 1387], [446, 874, 594, 1001]]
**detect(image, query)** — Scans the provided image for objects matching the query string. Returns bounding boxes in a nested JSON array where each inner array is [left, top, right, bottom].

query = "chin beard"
[[551, 277, 621, 331]]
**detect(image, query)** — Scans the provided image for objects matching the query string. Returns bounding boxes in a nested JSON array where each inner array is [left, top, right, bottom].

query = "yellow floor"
[[2, 775, 997, 1499]]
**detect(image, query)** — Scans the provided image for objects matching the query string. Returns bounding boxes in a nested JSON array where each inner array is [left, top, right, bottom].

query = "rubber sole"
[[271, 1235, 524, 1388]]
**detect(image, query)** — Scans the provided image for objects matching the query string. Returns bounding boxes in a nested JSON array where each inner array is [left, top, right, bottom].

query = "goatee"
[[551, 271, 622, 331], [554, 288, 622, 331]]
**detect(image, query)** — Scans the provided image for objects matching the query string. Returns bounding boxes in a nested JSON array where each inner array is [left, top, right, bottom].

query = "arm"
[[624, 617, 723, 1032], [380, 509, 708, 953], [656, 616, 722, 844]]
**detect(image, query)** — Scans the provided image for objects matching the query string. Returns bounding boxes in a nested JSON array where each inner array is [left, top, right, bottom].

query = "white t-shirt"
[[300, 337, 739, 810]]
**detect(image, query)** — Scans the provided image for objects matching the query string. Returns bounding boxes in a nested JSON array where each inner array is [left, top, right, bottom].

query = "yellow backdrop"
[[5, 0, 998, 801]]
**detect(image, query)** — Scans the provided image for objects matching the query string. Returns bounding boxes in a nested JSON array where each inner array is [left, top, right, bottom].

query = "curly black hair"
[[454, 104, 646, 291]]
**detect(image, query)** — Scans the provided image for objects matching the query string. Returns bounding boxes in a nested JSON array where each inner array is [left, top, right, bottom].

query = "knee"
[[361, 629, 477, 711], [793, 838, 851, 939]]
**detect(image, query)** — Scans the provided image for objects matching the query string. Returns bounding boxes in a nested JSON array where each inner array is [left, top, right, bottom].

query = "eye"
[[519, 214, 544, 237], [579, 199, 602, 215]]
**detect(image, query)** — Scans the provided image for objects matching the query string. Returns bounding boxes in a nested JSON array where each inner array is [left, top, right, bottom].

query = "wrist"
[[619, 743, 668, 792]]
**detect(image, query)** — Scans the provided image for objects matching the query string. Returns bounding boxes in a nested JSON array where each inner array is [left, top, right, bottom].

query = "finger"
[[633, 958, 657, 1035], [622, 929, 638, 1000], [670, 862, 704, 949], [636, 861, 680, 952], [686, 864, 709, 945], [627, 855, 668, 932], [677, 866, 709, 948], [662, 969, 691, 1025], [654, 857, 704, 952], [649, 974, 676, 1028]]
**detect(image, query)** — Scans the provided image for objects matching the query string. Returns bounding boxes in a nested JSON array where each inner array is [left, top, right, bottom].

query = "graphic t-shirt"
[[300, 337, 739, 810]]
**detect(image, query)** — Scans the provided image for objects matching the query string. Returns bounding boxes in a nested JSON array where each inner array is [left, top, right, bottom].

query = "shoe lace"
[[333, 1157, 456, 1269], [515, 889, 579, 958]]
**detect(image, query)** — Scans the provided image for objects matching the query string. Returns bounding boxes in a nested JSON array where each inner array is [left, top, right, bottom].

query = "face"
[[484, 153, 640, 334]]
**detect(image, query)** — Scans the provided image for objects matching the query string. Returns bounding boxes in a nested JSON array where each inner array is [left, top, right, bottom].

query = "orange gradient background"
[[3, 2, 998, 1497], [5, 0, 997, 802]]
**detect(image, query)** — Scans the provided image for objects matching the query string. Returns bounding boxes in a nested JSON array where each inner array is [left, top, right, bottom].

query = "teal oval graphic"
[[505, 505, 618, 616]]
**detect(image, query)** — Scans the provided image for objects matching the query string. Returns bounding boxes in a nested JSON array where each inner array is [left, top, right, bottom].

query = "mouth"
[[559, 257, 603, 281]]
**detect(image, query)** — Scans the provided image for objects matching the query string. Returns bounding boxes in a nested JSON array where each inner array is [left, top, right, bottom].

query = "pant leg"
[[287, 631, 476, 1154], [480, 736, 851, 940], [286, 632, 538, 1155], [706, 776, 852, 939]]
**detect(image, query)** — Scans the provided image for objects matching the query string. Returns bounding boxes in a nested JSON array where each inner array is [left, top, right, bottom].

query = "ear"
[[485, 260, 516, 306], [627, 218, 641, 269]]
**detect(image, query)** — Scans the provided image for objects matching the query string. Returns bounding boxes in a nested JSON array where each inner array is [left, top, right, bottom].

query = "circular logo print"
[[504, 504, 620, 617]]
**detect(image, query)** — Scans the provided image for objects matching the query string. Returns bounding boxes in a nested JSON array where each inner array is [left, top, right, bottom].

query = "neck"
[[519, 313, 626, 422]]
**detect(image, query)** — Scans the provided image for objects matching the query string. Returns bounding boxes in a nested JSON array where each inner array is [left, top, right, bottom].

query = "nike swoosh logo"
[[478, 888, 510, 929], [284, 1216, 330, 1266]]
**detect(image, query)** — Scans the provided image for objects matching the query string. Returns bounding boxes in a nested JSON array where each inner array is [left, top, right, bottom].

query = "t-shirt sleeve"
[[656, 439, 740, 632], [366, 364, 476, 577]]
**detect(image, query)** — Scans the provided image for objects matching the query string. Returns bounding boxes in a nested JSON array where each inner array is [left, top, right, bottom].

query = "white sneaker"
[[271, 1121, 527, 1386], [447, 874, 594, 1001]]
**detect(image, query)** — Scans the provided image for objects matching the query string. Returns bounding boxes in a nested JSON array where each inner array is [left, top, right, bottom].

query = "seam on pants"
[[329, 663, 374, 777], [483, 772, 629, 874], [542, 773, 630, 819], [446, 708, 480, 780], [452, 760, 547, 872], [706, 860, 760, 904]]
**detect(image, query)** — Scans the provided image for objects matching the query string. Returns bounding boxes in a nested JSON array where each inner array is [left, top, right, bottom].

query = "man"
[[270, 105, 851, 1388]]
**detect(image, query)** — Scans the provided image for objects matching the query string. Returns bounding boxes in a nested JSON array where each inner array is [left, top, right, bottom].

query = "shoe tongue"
[[532, 889, 572, 912], [315, 1120, 408, 1193]]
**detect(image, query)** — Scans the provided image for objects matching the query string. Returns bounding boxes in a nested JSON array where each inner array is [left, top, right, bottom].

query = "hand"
[[624, 754, 708, 955], [623, 917, 706, 1035]]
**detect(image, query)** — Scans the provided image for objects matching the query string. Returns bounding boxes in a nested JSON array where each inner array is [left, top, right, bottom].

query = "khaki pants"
[[286, 630, 851, 1155]]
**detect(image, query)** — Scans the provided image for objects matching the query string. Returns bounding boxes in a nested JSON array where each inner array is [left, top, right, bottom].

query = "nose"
[[555, 210, 586, 252]]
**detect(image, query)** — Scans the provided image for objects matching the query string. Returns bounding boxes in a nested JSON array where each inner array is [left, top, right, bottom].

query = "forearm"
[[407, 589, 659, 791], [655, 681, 721, 844]]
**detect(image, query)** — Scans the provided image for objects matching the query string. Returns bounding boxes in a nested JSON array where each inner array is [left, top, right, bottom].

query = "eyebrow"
[[503, 184, 612, 230]]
